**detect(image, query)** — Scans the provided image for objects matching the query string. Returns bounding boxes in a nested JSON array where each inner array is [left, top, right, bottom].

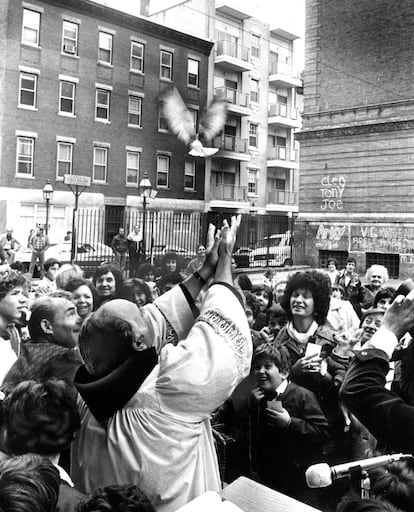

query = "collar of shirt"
[[275, 378, 289, 396], [53, 463, 74, 487]]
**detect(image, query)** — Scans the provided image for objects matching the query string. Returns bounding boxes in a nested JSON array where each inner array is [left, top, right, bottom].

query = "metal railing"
[[267, 145, 298, 162], [266, 190, 298, 205], [210, 184, 247, 202], [269, 60, 301, 79], [268, 102, 298, 120], [214, 86, 250, 108], [213, 134, 248, 153], [215, 40, 250, 62]]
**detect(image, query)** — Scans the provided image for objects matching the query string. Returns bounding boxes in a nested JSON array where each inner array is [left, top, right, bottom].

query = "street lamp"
[[42, 180, 54, 235], [138, 172, 157, 261]]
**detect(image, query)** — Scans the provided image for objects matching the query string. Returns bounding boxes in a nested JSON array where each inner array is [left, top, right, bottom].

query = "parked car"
[[232, 247, 252, 268], [249, 232, 292, 268], [14, 242, 114, 278]]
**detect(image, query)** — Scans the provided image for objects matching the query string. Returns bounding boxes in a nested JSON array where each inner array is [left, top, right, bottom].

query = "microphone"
[[306, 454, 413, 488]]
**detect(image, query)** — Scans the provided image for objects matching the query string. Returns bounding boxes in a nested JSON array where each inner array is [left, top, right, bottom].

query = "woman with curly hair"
[[92, 263, 124, 307]]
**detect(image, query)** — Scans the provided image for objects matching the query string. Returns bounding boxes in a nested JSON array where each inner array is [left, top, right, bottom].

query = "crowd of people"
[[1, 222, 414, 511]]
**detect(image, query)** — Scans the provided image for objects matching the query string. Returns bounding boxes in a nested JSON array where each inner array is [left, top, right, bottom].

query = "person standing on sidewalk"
[[111, 227, 128, 273], [127, 225, 143, 277], [29, 227, 50, 279], [0, 229, 22, 264]]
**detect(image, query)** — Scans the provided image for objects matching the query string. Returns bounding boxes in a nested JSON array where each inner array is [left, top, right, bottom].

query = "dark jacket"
[[340, 347, 414, 453], [111, 234, 128, 253], [250, 381, 330, 505], [57, 481, 85, 512], [335, 270, 364, 318]]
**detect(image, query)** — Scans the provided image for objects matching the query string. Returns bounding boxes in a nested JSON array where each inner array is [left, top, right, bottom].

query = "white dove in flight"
[[160, 87, 228, 157]]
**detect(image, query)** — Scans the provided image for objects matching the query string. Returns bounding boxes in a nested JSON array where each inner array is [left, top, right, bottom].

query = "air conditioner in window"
[[63, 43, 76, 54]]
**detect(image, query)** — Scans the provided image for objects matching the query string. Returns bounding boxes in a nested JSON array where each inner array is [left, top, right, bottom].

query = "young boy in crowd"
[[250, 343, 330, 508]]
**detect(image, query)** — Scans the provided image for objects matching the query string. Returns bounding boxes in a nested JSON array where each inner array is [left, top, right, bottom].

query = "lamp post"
[[42, 180, 54, 235], [138, 172, 157, 261]]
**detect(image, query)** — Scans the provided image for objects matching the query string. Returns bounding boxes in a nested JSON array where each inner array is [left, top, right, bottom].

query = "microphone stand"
[[348, 466, 370, 498]]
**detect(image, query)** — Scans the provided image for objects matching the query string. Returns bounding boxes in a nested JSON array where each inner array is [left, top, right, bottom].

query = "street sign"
[[64, 174, 91, 187]]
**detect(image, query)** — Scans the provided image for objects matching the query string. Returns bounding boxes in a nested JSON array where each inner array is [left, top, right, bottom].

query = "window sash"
[[60, 81, 75, 113], [187, 59, 199, 87], [128, 96, 142, 127], [248, 169, 257, 194], [62, 21, 78, 54], [251, 35, 260, 58], [249, 124, 258, 147], [16, 137, 34, 176], [131, 42, 144, 72], [93, 147, 107, 182], [157, 155, 169, 187], [98, 32, 113, 63], [19, 72, 37, 107], [160, 51, 172, 79], [22, 9, 40, 45], [57, 142, 73, 178], [126, 151, 140, 185], [184, 160, 195, 190], [96, 89, 110, 120], [250, 79, 259, 103]]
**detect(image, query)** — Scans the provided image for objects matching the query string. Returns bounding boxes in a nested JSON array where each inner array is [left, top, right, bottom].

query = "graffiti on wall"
[[315, 224, 348, 250], [350, 225, 414, 253], [320, 176, 346, 210]]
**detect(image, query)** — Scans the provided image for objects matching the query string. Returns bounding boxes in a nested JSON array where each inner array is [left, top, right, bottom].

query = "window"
[[93, 147, 107, 183], [98, 32, 113, 64], [251, 34, 261, 59], [56, 142, 73, 179], [19, 72, 37, 107], [59, 81, 75, 114], [248, 168, 258, 195], [131, 41, 144, 73], [158, 106, 169, 131], [22, 8, 40, 46], [128, 96, 142, 127], [250, 78, 259, 103], [160, 50, 173, 80], [187, 58, 199, 87], [62, 21, 78, 55], [126, 151, 140, 185], [16, 137, 34, 176], [157, 153, 170, 187], [249, 123, 258, 147], [184, 160, 195, 190], [95, 89, 110, 121]]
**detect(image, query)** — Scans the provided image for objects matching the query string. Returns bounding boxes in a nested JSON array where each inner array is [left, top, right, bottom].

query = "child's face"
[[332, 289, 343, 300], [328, 261, 337, 272], [252, 357, 285, 393], [377, 297, 392, 311], [245, 306, 254, 328], [345, 261, 355, 273], [165, 259, 177, 273], [254, 289, 269, 312]]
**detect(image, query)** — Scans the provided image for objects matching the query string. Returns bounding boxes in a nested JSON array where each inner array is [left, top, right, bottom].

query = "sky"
[[92, 0, 305, 65]]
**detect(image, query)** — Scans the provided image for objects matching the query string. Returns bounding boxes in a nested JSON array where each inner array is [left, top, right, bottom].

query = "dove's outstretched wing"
[[198, 99, 228, 143], [160, 87, 196, 145]]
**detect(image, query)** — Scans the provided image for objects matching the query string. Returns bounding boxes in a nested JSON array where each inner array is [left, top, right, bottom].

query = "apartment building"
[[150, 1, 302, 228], [0, 0, 212, 243], [296, 0, 414, 278]]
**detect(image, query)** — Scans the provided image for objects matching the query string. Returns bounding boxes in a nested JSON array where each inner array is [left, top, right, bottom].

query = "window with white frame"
[[189, 109, 198, 133], [250, 78, 259, 103], [157, 153, 170, 187], [248, 168, 258, 194], [128, 96, 142, 127], [19, 72, 37, 107], [98, 32, 113, 64], [95, 89, 110, 121], [160, 50, 173, 80], [184, 160, 195, 190], [249, 123, 258, 147], [16, 137, 34, 176], [59, 81, 75, 114], [93, 147, 107, 183], [131, 41, 144, 72], [56, 142, 73, 179], [251, 34, 261, 59], [187, 58, 199, 87], [126, 151, 140, 185], [22, 9, 40, 46], [62, 21, 78, 55]]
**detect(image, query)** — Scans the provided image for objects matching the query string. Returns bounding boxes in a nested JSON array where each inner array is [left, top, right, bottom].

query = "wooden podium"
[[221, 477, 322, 512]]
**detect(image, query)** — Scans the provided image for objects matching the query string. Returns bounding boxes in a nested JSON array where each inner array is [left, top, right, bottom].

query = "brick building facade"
[[0, 0, 212, 244], [296, 0, 414, 278]]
